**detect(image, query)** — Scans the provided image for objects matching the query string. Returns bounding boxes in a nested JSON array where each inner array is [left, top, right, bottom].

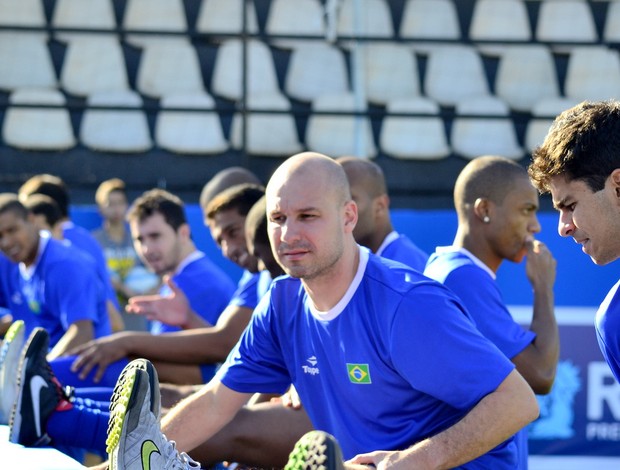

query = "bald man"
[[107, 152, 539, 470], [337, 157, 428, 271], [424, 156, 559, 469]]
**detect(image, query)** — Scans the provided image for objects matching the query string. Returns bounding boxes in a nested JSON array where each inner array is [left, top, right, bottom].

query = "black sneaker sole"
[[284, 430, 345, 470], [8, 328, 51, 446]]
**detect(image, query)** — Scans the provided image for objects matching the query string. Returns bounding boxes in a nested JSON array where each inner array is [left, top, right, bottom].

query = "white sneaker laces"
[[162, 437, 201, 469]]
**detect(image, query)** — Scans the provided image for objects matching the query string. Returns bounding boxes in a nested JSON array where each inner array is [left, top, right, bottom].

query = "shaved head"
[[336, 157, 386, 199], [200, 167, 262, 210], [454, 156, 529, 219], [265, 152, 358, 285], [266, 152, 351, 205]]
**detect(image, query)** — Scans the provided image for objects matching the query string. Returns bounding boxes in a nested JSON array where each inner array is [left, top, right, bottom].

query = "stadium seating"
[[1, 0, 620, 207], [123, 0, 188, 48], [195, 0, 259, 36], [0, 32, 56, 91], [399, 0, 461, 54], [265, 0, 325, 49], [80, 90, 152, 153], [306, 92, 377, 159], [211, 38, 280, 100], [285, 42, 350, 102], [451, 95, 523, 161], [379, 97, 450, 160], [2, 88, 76, 150], [60, 37, 129, 96], [136, 40, 205, 98], [155, 92, 228, 155], [52, 0, 117, 41], [230, 92, 303, 156], [494, 45, 560, 113]]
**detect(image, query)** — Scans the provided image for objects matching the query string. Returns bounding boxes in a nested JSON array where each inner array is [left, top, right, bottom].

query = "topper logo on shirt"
[[347, 363, 371, 384], [302, 356, 320, 375]]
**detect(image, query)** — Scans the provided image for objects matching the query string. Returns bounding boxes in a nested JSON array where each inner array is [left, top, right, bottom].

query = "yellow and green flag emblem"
[[347, 363, 371, 384]]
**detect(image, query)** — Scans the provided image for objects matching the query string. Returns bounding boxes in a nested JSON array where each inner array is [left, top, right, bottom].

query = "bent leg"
[[190, 401, 313, 468], [152, 360, 204, 385]]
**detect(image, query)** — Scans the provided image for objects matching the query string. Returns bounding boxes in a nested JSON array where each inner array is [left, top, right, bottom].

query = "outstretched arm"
[[351, 369, 539, 469], [162, 380, 253, 454], [126, 276, 211, 330], [68, 304, 253, 381], [514, 239, 559, 394]]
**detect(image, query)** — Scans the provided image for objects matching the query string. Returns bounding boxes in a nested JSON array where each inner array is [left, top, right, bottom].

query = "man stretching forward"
[[107, 152, 539, 469]]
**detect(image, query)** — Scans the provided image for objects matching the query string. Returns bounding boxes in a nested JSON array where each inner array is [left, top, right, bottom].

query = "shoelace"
[[162, 437, 201, 469]]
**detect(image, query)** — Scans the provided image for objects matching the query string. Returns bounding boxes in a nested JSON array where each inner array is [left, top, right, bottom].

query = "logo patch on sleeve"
[[347, 363, 371, 384]]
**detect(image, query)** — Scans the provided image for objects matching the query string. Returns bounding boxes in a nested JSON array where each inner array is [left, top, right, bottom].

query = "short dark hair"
[[529, 100, 620, 193], [18, 174, 70, 217], [126, 189, 187, 231], [206, 184, 265, 221], [245, 195, 268, 247], [0, 193, 29, 220], [23, 194, 62, 227], [95, 178, 127, 207], [200, 167, 262, 209]]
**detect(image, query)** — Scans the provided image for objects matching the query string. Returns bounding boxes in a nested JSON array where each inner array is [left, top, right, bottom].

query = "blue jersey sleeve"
[[45, 258, 102, 339], [227, 271, 261, 309], [390, 283, 515, 410], [218, 291, 291, 395], [596, 280, 620, 383], [442, 264, 536, 360]]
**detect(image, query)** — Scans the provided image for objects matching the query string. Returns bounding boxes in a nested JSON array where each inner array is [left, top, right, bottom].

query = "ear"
[[344, 199, 358, 234], [610, 169, 620, 202], [374, 194, 390, 216], [473, 197, 490, 223], [178, 222, 191, 240]]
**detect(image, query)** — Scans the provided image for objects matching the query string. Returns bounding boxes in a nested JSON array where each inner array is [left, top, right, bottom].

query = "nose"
[[530, 214, 542, 235], [220, 239, 234, 260], [557, 211, 574, 238], [279, 220, 300, 244]]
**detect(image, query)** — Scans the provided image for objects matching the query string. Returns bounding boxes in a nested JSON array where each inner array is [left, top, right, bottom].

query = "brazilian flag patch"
[[347, 363, 371, 384]]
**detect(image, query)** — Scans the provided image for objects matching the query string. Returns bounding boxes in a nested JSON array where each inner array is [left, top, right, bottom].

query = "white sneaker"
[[0, 320, 25, 424], [107, 358, 201, 470]]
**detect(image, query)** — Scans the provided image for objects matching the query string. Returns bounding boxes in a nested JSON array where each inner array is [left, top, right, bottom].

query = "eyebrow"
[[552, 197, 571, 210]]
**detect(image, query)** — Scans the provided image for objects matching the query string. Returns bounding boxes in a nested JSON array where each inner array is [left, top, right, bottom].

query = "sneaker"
[[284, 430, 345, 470], [0, 320, 25, 424], [107, 358, 200, 470], [8, 327, 72, 446]]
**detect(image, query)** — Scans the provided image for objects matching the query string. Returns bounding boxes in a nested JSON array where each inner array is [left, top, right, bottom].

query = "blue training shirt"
[[0, 231, 112, 347], [227, 270, 272, 310], [424, 246, 536, 470], [218, 247, 517, 468], [63, 221, 121, 311], [377, 231, 429, 272], [150, 251, 235, 335], [596, 279, 620, 383]]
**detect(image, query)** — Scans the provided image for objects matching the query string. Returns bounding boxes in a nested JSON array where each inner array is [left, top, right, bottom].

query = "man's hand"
[[67, 333, 132, 383], [271, 385, 302, 409], [525, 238, 557, 292], [349, 450, 402, 469], [126, 276, 201, 328]]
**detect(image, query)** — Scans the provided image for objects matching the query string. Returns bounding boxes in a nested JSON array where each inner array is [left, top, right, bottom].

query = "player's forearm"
[[179, 308, 211, 330], [528, 287, 560, 386], [398, 370, 539, 469], [162, 381, 251, 454], [48, 320, 94, 360], [127, 328, 238, 364]]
